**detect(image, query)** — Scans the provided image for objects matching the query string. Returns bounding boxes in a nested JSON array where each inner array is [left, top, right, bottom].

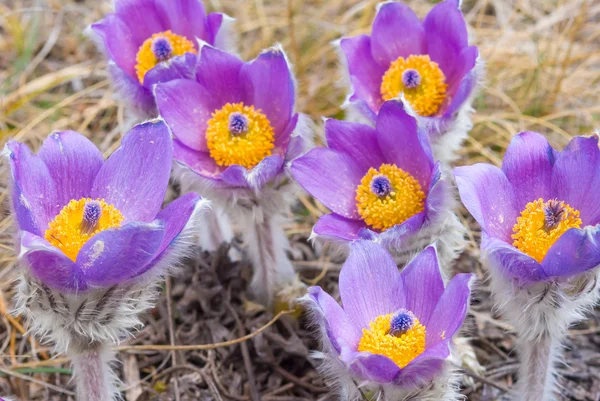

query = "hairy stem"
[[70, 345, 117, 401], [516, 334, 560, 401], [198, 205, 234, 252]]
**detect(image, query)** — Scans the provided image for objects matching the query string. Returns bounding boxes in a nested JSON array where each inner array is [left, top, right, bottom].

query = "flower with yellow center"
[[380, 54, 447, 117], [512, 198, 582, 263], [355, 164, 425, 231], [45, 198, 124, 262], [358, 310, 426, 368], [206, 102, 275, 169], [135, 30, 197, 84]]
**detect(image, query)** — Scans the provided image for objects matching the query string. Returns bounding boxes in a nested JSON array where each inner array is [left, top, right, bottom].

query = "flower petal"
[[143, 52, 197, 87], [324, 118, 384, 174], [445, 45, 478, 96], [400, 246, 444, 326], [91, 14, 139, 77], [542, 226, 600, 279], [425, 272, 472, 347], [113, 0, 167, 45], [240, 47, 294, 138], [339, 240, 404, 329], [38, 131, 104, 211], [376, 101, 434, 189], [291, 148, 363, 219], [5, 141, 58, 235], [154, 0, 208, 43], [502, 131, 557, 211], [395, 340, 449, 386], [77, 222, 165, 287], [454, 164, 518, 243], [552, 135, 600, 225], [313, 214, 367, 242], [370, 2, 425, 65], [247, 155, 284, 189], [349, 353, 400, 383], [153, 192, 201, 257], [276, 113, 300, 156], [107, 63, 156, 118], [195, 46, 245, 106], [424, 163, 447, 220], [443, 47, 479, 117], [377, 211, 426, 250], [172, 138, 222, 178], [91, 121, 172, 222]]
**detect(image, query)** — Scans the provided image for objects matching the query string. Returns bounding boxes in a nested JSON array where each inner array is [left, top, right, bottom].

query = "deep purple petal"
[[454, 164, 518, 243], [425, 273, 472, 347], [91, 14, 139, 77], [313, 214, 366, 242], [395, 340, 449, 386], [154, 192, 201, 257], [107, 63, 157, 118], [113, 0, 167, 45], [542, 226, 600, 278], [552, 135, 600, 225], [206, 13, 224, 45], [502, 131, 556, 211], [349, 353, 400, 383], [340, 35, 386, 114], [219, 165, 251, 188], [400, 246, 444, 326], [195, 46, 245, 106], [5, 141, 58, 235], [38, 131, 104, 211], [370, 2, 425, 65], [154, 0, 208, 43], [240, 47, 294, 138], [20, 232, 87, 292], [445, 45, 478, 96], [443, 47, 479, 117], [91, 121, 172, 223], [77, 222, 165, 287], [376, 101, 434, 189], [324, 119, 384, 174], [277, 113, 300, 156], [291, 148, 363, 219], [377, 211, 426, 250], [247, 155, 284, 189], [143, 52, 197, 87], [424, 163, 446, 220], [339, 240, 404, 329], [172, 138, 222, 178], [306, 286, 362, 353]]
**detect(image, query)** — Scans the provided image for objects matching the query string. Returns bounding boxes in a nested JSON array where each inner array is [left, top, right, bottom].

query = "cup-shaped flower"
[[339, 0, 480, 134], [90, 0, 231, 118], [454, 131, 600, 287], [154, 45, 303, 194], [291, 100, 452, 255], [305, 241, 472, 390]]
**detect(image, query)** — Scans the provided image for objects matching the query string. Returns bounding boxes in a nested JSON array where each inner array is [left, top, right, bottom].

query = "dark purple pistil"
[[228, 112, 249, 136], [389, 309, 415, 337], [152, 37, 173, 61], [543, 199, 567, 232], [370, 175, 392, 198], [81, 201, 102, 234], [402, 69, 421, 89]]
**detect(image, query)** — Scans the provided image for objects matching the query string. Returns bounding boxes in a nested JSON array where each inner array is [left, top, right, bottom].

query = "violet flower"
[[6, 122, 207, 401], [291, 100, 464, 268], [90, 0, 232, 118], [454, 131, 600, 401], [339, 0, 481, 162], [304, 240, 473, 399], [155, 45, 309, 308]]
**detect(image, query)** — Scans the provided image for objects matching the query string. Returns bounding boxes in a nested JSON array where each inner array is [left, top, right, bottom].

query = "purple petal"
[[107, 63, 157, 118], [20, 232, 87, 292], [143, 52, 197, 87], [445, 45, 478, 96], [395, 340, 449, 386], [454, 164, 518, 243], [154, 0, 208, 43], [219, 165, 251, 188], [206, 13, 224, 45], [247, 155, 284, 189], [443, 48, 479, 117], [377, 211, 426, 250], [425, 273, 472, 347], [339, 240, 404, 329], [370, 2, 425, 65], [113, 0, 167, 45], [324, 119, 384, 174], [91, 14, 139, 77], [313, 213, 366, 242], [349, 353, 400, 383], [172, 138, 221, 178], [154, 192, 201, 256], [291, 148, 363, 219], [400, 246, 444, 326], [195, 46, 245, 106], [5, 141, 58, 235], [77, 222, 165, 287], [542, 226, 600, 279], [552, 135, 600, 225], [91, 121, 172, 223], [306, 286, 362, 353], [240, 47, 294, 138], [38, 131, 104, 211], [376, 101, 434, 189], [424, 163, 446, 220], [423, 0, 468, 81], [277, 113, 300, 155], [339, 35, 386, 114], [502, 131, 557, 211]]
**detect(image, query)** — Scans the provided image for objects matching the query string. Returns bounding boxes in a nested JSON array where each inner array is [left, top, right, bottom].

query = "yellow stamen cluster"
[[358, 313, 427, 368], [512, 198, 582, 263], [45, 198, 124, 262], [380, 54, 447, 116], [356, 164, 425, 231], [135, 30, 196, 84], [206, 102, 275, 169]]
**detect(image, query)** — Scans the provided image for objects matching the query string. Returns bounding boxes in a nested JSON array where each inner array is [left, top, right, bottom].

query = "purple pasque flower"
[[454, 131, 600, 287], [305, 240, 472, 387], [5, 121, 205, 293], [291, 100, 447, 250], [154, 45, 303, 192], [339, 0, 479, 133], [90, 0, 231, 118]]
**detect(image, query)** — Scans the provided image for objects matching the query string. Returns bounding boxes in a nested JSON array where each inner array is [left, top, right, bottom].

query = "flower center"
[[357, 310, 426, 368], [355, 164, 425, 231], [135, 30, 196, 84], [45, 198, 124, 262], [206, 102, 275, 169], [380, 55, 447, 117], [512, 198, 582, 263]]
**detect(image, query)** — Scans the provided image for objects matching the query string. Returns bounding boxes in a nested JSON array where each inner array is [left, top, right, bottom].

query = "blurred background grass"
[[1, 0, 600, 399]]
